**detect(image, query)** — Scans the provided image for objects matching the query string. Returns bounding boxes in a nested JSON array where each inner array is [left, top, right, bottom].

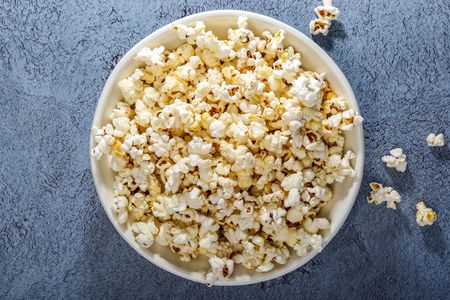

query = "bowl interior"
[[91, 10, 364, 286]]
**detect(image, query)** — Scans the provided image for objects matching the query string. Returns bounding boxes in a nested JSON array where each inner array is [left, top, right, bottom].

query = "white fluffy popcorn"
[[281, 173, 303, 191], [210, 119, 227, 137], [136, 46, 165, 67], [92, 18, 362, 285], [206, 256, 234, 285], [381, 148, 407, 172], [426, 133, 445, 147], [416, 201, 437, 226], [367, 182, 402, 210], [131, 220, 159, 248], [112, 196, 128, 224], [310, 0, 340, 36], [289, 72, 325, 107]]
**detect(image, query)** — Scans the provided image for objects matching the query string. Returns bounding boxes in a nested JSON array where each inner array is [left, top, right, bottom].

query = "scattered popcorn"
[[416, 201, 437, 226], [309, 18, 331, 36], [92, 18, 362, 285], [381, 148, 407, 172], [309, 0, 340, 36], [367, 182, 401, 209], [426, 133, 445, 147]]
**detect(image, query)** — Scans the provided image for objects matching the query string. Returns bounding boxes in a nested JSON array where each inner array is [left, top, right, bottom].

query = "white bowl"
[[90, 10, 365, 286]]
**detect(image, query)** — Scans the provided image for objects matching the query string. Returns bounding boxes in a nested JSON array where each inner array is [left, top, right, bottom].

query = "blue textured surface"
[[1, 0, 449, 299]]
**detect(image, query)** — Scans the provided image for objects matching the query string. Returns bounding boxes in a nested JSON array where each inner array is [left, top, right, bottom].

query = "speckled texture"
[[1, 0, 449, 299]]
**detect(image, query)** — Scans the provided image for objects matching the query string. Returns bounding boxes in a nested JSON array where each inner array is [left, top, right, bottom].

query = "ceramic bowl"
[[90, 10, 365, 286]]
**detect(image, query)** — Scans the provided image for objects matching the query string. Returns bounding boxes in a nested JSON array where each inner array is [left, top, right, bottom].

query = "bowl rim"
[[90, 9, 365, 286]]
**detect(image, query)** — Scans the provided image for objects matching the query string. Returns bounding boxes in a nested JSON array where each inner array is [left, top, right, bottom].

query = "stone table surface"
[[1, 0, 449, 299]]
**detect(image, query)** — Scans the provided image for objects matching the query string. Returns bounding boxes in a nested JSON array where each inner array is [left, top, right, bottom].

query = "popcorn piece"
[[112, 196, 128, 224], [186, 187, 205, 209], [136, 46, 165, 67], [131, 220, 159, 248], [187, 137, 212, 156], [281, 173, 303, 191], [309, 18, 331, 36], [325, 151, 357, 183], [302, 217, 330, 234], [284, 189, 300, 208], [426, 133, 445, 147], [161, 194, 187, 214], [210, 119, 227, 138], [309, 0, 340, 36], [341, 109, 363, 131], [286, 204, 308, 223], [314, 0, 340, 20], [248, 121, 268, 141], [367, 182, 401, 209], [206, 256, 234, 285], [172, 21, 206, 44], [118, 69, 144, 105], [229, 122, 248, 144], [261, 132, 289, 155], [416, 201, 437, 226], [294, 228, 323, 257], [289, 72, 325, 107], [381, 148, 407, 172]]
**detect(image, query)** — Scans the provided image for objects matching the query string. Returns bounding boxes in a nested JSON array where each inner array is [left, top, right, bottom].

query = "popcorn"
[[282, 106, 304, 131], [341, 109, 363, 131], [289, 72, 325, 107], [314, 0, 340, 21], [210, 119, 227, 137], [118, 69, 144, 104], [186, 187, 205, 209], [228, 122, 248, 144], [131, 220, 158, 248], [426, 133, 445, 147], [309, 19, 331, 36], [240, 72, 265, 99], [161, 194, 187, 214], [206, 256, 234, 285], [381, 148, 407, 172], [325, 151, 357, 183], [294, 229, 323, 256], [263, 30, 286, 56], [91, 18, 363, 284], [367, 182, 401, 209], [302, 217, 330, 234], [112, 196, 128, 224], [284, 189, 300, 208], [248, 121, 268, 141], [286, 203, 308, 223], [310, 0, 340, 36], [172, 21, 206, 44], [136, 46, 165, 67], [281, 173, 303, 191], [416, 201, 437, 226], [129, 192, 149, 219], [261, 132, 289, 155]]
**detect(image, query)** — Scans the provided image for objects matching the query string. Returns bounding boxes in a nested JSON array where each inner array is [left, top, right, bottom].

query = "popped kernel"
[[367, 182, 401, 209], [416, 201, 437, 226], [309, 0, 340, 36], [426, 133, 445, 147]]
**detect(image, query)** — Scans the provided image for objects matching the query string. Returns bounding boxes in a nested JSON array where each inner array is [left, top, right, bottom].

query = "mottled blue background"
[[1, 0, 449, 299]]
